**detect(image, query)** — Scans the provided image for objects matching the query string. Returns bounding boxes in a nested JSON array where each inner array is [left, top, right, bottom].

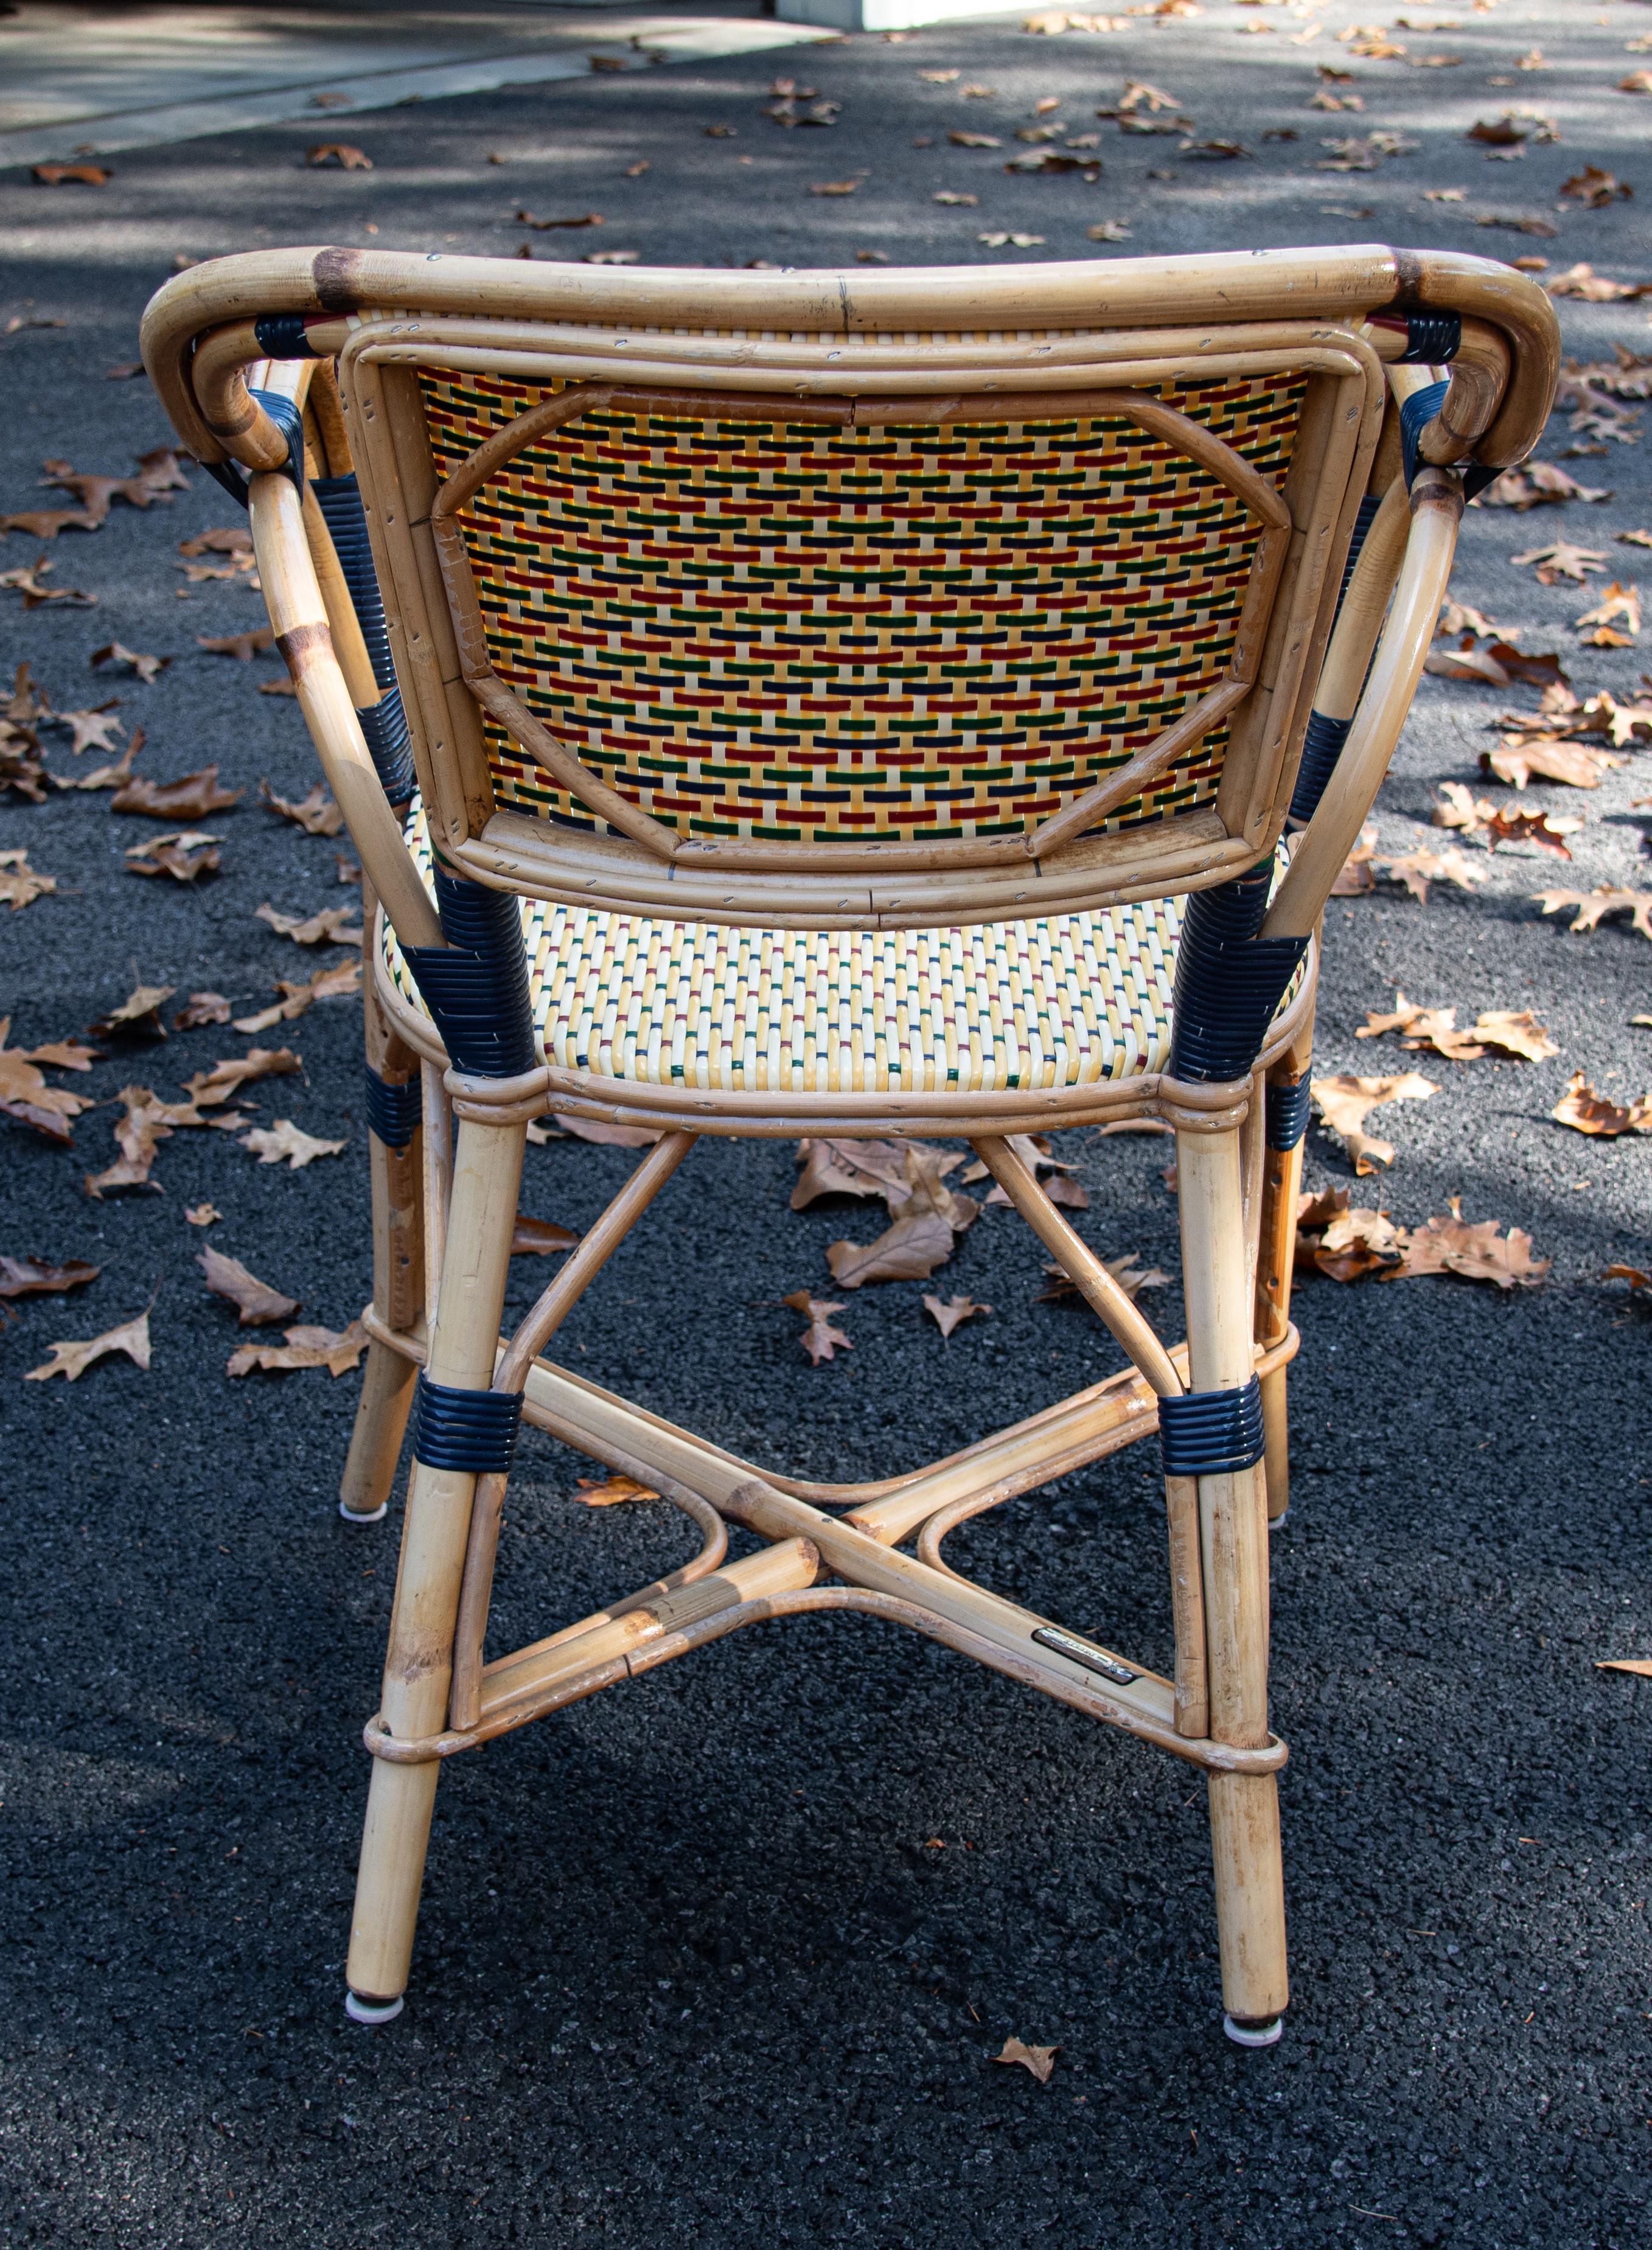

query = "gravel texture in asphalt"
[[1, 4, 1650, 2245]]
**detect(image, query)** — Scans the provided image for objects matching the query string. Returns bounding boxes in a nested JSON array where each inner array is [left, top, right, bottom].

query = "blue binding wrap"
[[364, 1067, 422, 1151], [310, 473, 418, 806], [1288, 709, 1352, 827], [1159, 1377, 1266, 1479], [400, 866, 537, 1079], [1265, 1078, 1312, 1152], [253, 313, 324, 360], [1337, 492, 1381, 609], [1400, 380, 1450, 489], [1166, 856, 1309, 1085], [202, 388, 305, 508], [1393, 312, 1460, 364], [355, 692, 417, 809], [310, 475, 394, 687], [410, 1375, 523, 1475]]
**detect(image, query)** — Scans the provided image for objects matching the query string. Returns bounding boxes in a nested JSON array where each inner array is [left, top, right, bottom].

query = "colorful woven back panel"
[[419, 371, 1306, 846]]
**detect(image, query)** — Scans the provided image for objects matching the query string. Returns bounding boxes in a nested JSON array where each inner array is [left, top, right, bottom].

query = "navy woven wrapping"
[[1166, 856, 1309, 1085], [1288, 709, 1353, 827], [1393, 312, 1460, 365], [1337, 491, 1381, 609], [203, 388, 305, 507], [1400, 380, 1450, 489], [410, 1376, 522, 1475], [401, 866, 537, 1079], [1266, 1077, 1312, 1152], [310, 473, 417, 805], [1159, 1378, 1266, 1479], [364, 1067, 421, 1151], [253, 312, 325, 360]]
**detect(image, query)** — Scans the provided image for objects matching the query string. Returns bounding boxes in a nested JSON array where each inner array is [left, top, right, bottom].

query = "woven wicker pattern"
[[419, 372, 1304, 846], [387, 809, 1182, 1093]]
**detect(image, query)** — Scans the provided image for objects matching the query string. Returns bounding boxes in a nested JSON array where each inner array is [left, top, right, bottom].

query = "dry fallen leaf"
[[1533, 885, 1652, 940], [1550, 1072, 1652, 1137], [1331, 821, 1378, 896], [575, 1473, 660, 1506], [184, 1202, 221, 1227], [1398, 1211, 1549, 1288], [227, 1320, 368, 1376], [232, 956, 360, 1031], [174, 992, 231, 1029], [239, 1120, 347, 1169], [1508, 541, 1608, 586], [87, 983, 173, 1041], [1036, 1250, 1168, 1302], [1482, 739, 1623, 790], [515, 207, 604, 229], [783, 1289, 854, 1364], [512, 1215, 581, 1256], [305, 144, 372, 169], [254, 902, 362, 947], [1595, 1659, 1652, 1677], [260, 781, 345, 840], [32, 162, 111, 186], [1311, 1073, 1437, 1174], [1, 555, 94, 608], [0, 1253, 100, 1298], [810, 179, 862, 195], [948, 131, 1002, 148], [0, 848, 55, 910], [923, 1292, 992, 1338], [1561, 165, 1633, 210], [200, 1248, 301, 1325], [182, 1048, 302, 1106], [1575, 580, 1641, 639], [111, 765, 240, 818], [933, 189, 978, 204], [1470, 1011, 1560, 1062], [1375, 844, 1488, 904], [1296, 1189, 1408, 1282], [125, 829, 221, 883], [992, 2038, 1058, 2083], [178, 527, 252, 559], [828, 1207, 957, 1288], [27, 1309, 152, 1381], [90, 641, 169, 683], [52, 702, 123, 755], [196, 626, 275, 662]]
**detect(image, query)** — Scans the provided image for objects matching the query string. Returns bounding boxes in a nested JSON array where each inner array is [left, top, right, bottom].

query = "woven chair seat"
[[386, 807, 1185, 1095]]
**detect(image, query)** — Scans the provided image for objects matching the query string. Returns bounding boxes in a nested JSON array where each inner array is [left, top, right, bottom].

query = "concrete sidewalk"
[[0, 1, 832, 170]]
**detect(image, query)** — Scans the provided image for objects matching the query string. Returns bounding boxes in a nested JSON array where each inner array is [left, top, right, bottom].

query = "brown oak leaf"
[[200, 1249, 300, 1325], [782, 1289, 853, 1364]]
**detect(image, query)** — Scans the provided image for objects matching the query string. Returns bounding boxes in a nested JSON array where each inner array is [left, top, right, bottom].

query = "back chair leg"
[[1254, 1005, 1316, 1525], [340, 911, 425, 1522], [345, 1111, 526, 2019], [1177, 1118, 1290, 2043]]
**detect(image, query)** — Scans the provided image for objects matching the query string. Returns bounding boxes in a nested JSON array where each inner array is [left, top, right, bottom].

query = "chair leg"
[[340, 921, 425, 1523], [1254, 1008, 1315, 1525], [1177, 1120, 1290, 2043], [344, 1111, 526, 2018]]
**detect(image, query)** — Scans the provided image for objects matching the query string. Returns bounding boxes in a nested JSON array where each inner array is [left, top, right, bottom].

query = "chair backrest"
[[143, 248, 1557, 932]]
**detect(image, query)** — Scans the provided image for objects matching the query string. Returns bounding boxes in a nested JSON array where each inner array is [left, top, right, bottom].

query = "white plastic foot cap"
[[1224, 2013, 1283, 2048], [345, 1990, 404, 2025], [340, 1499, 388, 1524]]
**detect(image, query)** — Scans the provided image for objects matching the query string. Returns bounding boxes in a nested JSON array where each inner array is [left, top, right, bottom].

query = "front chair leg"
[[1177, 1118, 1289, 2044], [344, 1110, 526, 2019], [340, 897, 425, 1522]]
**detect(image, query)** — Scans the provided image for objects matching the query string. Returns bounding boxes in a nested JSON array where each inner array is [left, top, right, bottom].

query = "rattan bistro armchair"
[[143, 246, 1556, 2044]]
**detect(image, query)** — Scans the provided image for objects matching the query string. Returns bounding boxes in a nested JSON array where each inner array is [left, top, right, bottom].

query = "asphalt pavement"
[[1, 4, 1650, 2245]]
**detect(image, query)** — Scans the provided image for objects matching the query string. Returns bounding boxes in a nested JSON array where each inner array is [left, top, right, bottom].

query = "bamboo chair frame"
[[142, 245, 1557, 2046]]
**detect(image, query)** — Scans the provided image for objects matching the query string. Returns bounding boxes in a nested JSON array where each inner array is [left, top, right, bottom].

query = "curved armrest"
[[246, 467, 443, 952], [1263, 467, 1463, 940]]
